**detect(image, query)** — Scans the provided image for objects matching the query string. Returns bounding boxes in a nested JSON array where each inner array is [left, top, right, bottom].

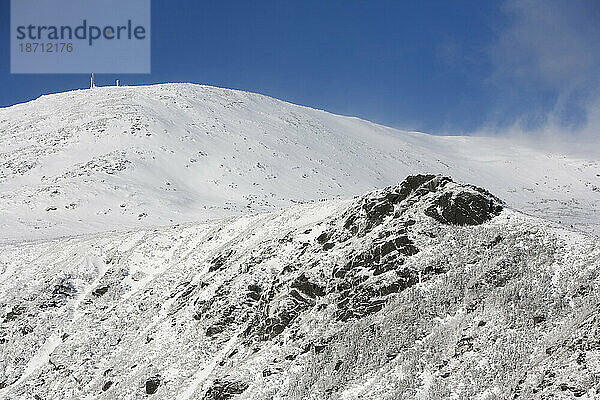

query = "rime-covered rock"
[[0, 177, 598, 399]]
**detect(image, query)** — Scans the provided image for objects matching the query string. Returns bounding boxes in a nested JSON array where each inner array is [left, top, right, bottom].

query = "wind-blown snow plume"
[[482, 0, 600, 148]]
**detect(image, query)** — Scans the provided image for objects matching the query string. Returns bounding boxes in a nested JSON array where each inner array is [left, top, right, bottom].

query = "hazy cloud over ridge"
[[482, 0, 599, 146]]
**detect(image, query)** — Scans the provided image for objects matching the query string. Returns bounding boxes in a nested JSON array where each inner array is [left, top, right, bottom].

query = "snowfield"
[[0, 83, 598, 242]]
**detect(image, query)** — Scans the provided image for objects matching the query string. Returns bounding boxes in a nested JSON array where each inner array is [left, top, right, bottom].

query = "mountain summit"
[[1, 83, 598, 241]]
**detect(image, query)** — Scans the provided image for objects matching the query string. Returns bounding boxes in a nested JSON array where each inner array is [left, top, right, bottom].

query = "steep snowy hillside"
[[0, 83, 598, 242], [1, 176, 599, 399]]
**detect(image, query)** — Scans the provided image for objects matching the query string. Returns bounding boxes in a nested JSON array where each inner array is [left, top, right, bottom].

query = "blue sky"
[[1, 0, 598, 136]]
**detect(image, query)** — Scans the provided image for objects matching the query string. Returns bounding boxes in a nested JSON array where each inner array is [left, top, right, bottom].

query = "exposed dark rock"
[[206, 324, 226, 337], [423, 262, 448, 276], [53, 280, 76, 297], [250, 291, 313, 341], [558, 384, 586, 397], [334, 252, 447, 322], [20, 325, 33, 335], [313, 344, 327, 354], [487, 235, 503, 248], [246, 284, 262, 301], [209, 250, 234, 272], [336, 294, 387, 322], [168, 283, 199, 316], [291, 274, 325, 298], [342, 175, 454, 236], [316, 232, 330, 244], [203, 380, 249, 400], [455, 337, 474, 356], [1, 170, 595, 398], [425, 189, 503, 226], [336, 234, 419, 279], [534, 371, 556, 393], [262, 308, 302, 340], [4, 305, 25, 322], [39, 279, 77, 309], [482, 268, 509, 288], [174, 282, 196, 299], [402, 174, 444, 193], [92, 286, 109, 297], [211, 176, 503, 348], [206, 313, 235, 337], [145, 376, 160, 395]]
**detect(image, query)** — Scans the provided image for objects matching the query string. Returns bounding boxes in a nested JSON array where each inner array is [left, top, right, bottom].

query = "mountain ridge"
[[1, 175, 598, 399]]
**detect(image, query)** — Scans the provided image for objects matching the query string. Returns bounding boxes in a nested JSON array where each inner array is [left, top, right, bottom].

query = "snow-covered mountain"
[[1, 85, 599, 399], [1, 83, 598, 242], [1, 175, 598, 399]]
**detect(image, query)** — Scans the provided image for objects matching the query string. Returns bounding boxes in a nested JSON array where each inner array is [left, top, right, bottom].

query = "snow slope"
[[0, 176, 598, 399], [1, 83, 598, 242]]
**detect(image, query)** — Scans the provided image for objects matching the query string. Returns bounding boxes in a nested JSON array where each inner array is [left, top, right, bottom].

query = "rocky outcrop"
[[2, 175, 597, 400], [203, 380, 249, 400], [424, 186, 503, 226]]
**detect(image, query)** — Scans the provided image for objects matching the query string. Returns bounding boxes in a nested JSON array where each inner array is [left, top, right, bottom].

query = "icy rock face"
[[203, 380, 249, 400], [424, 185, 503, 226], [342, 174, 503, 235], [0, 176, 599, 400]]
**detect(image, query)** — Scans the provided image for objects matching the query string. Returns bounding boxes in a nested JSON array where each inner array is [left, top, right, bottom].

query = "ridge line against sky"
[[0, 0, 598, 139]]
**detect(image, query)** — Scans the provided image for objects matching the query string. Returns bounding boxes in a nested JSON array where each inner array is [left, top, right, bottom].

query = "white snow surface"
[[1, 83, 598, 242]]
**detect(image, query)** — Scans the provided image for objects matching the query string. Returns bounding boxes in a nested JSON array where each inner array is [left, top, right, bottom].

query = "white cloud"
[[493, 0, 598, 86], [483, 0, 599, 144]]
